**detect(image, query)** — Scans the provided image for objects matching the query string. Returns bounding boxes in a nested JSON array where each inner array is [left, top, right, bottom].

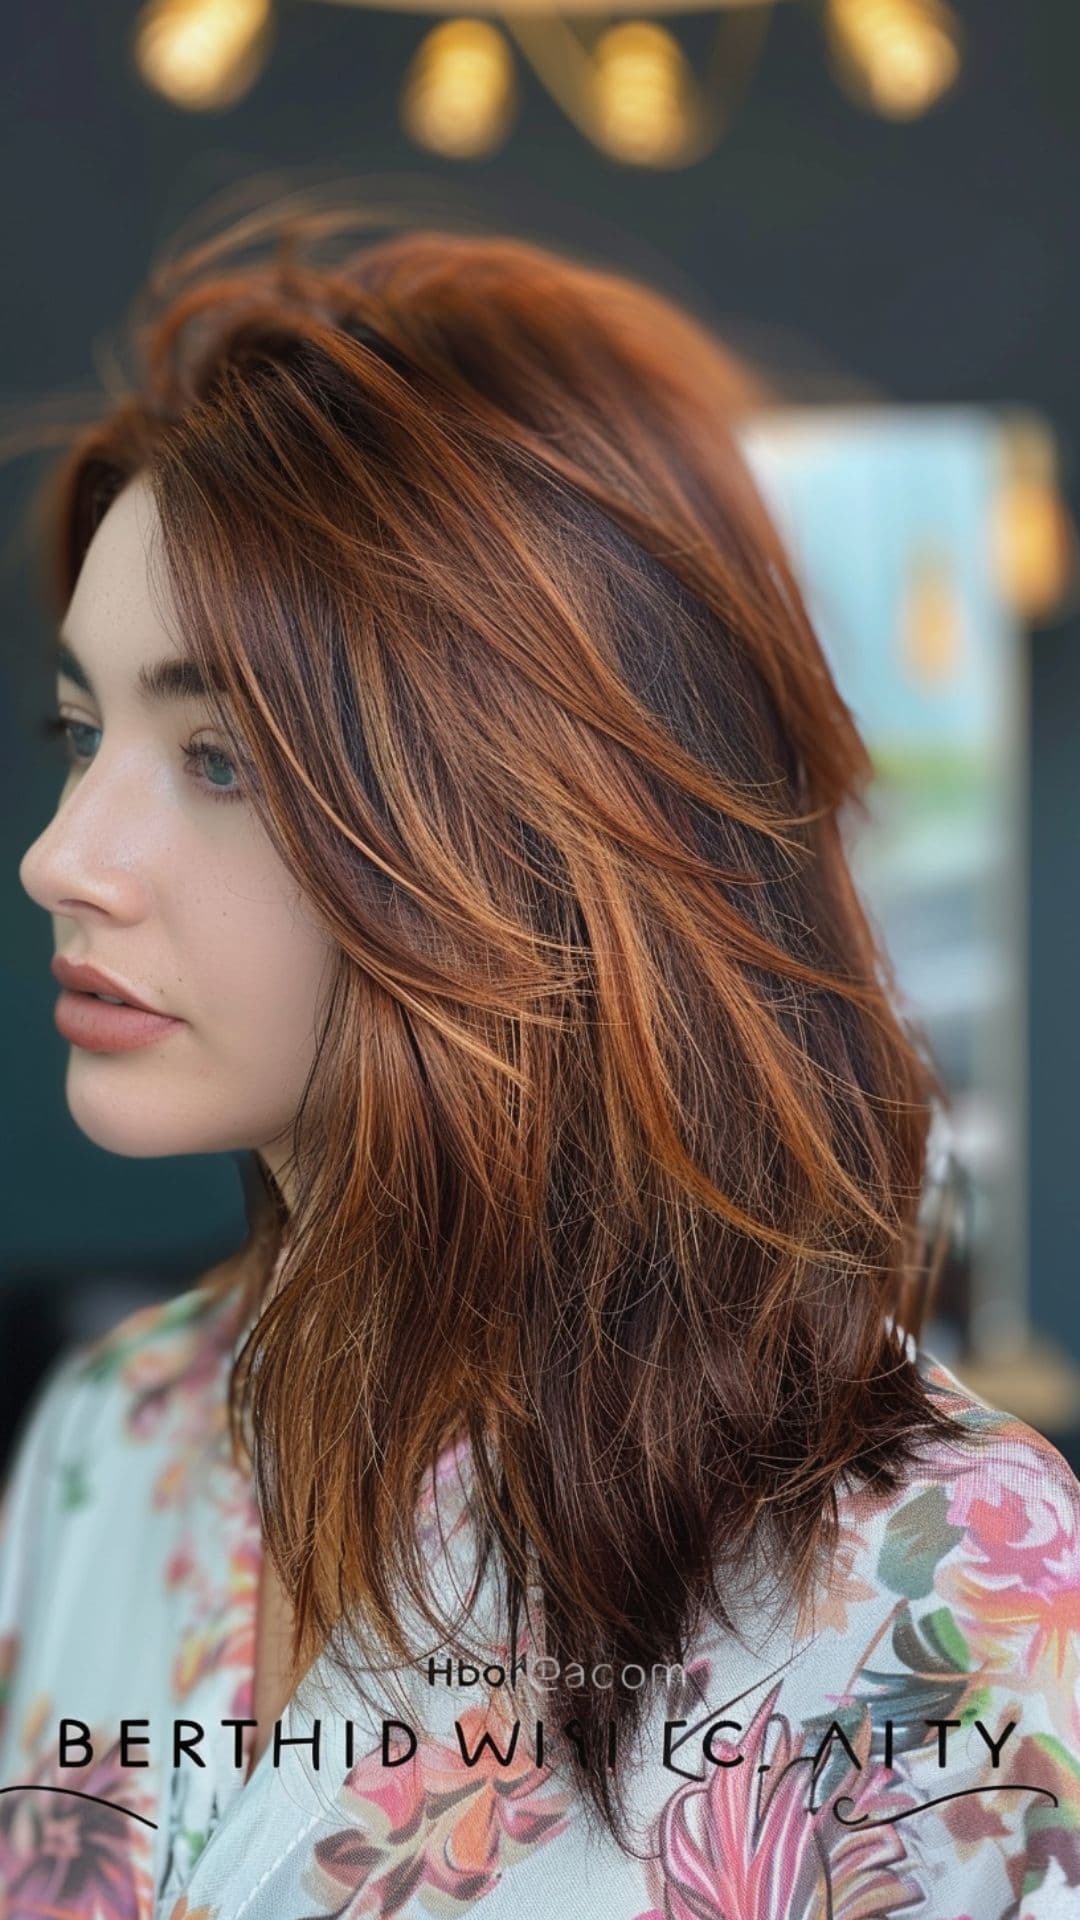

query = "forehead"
[[57, 476, 226, 706], [63, 475, 174, 664]]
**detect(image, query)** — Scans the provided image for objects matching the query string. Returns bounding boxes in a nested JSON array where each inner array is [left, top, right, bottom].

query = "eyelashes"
[[37, 712, 248, 806], [180, 737, 246, 803]]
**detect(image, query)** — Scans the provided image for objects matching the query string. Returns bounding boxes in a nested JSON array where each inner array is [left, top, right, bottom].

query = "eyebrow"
[[55, 634, 231, 706]]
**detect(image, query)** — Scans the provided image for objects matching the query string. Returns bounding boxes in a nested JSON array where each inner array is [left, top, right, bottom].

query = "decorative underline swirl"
[[0, 1782, 159, 1829], [832, 1782, 1059, 1827]]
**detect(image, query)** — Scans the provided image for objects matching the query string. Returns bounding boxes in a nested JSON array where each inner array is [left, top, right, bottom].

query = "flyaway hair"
[[38, 204, 990, 1847]]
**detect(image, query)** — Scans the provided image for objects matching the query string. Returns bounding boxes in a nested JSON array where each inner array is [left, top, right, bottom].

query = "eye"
[[38, 713, 97, 761], [38, 711, 248, 806], [180, 738, 246, 804]]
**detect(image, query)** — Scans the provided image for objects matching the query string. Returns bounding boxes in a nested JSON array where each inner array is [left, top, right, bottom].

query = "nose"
[[18, 762, 154, 925]]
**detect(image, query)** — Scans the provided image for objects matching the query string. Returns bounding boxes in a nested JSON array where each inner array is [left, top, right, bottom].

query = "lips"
[[50, 953, 174, 1018], [53, 989, 185, 1053]]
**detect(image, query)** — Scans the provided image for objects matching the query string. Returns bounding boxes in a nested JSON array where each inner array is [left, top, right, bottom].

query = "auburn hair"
[[38, 203, 990, 1847]]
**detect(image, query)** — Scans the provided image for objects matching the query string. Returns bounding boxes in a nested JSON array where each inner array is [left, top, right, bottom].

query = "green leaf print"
[[57, 1458, 92, 1510], [78, 1289, 211, 1384], [1034, 1732, 1080, 1791], [957, 1683, 993, 1726], [892, 1605, 971, 1686], [918, 1604, 971, 1672], [877, 1485, 965, 1598]]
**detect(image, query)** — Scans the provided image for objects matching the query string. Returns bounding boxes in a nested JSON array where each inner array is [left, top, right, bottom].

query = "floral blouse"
[[1, 1273, 1079, 1920]]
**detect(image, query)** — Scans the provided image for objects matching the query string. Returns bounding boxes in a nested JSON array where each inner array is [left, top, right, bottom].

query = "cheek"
[[185, 851, 333, 1040], [210, 897, 335, 1075]]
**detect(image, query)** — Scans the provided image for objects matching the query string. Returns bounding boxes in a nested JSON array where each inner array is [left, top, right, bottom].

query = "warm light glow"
[[826, 0, 961, 119], [134, 0, 272, 110], [401, 19, 516, 157], [901, 550, 962, 687], [592, 22, 694, 165], [993, 423, 1078, 623]]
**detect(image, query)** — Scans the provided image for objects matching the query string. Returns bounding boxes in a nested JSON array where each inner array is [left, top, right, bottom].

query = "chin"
[[63, 1055, 290, 1161], [63, 1060, 223, 1159]]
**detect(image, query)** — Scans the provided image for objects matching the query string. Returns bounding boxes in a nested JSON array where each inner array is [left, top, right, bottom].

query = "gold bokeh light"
[[134, 0, 273, 110], [402, 19, 517, 158], [129, 0, 970, 163], [592, 22, 694, 166], [993, 421, 1078, 625], [827, 0, 961, 120]]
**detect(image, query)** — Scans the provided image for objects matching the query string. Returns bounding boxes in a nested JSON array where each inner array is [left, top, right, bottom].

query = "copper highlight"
[[40, 205, 991, 1846]]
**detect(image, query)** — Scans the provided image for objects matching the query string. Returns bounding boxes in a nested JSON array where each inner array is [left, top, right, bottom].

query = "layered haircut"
[[39, 208, 990, 1845]]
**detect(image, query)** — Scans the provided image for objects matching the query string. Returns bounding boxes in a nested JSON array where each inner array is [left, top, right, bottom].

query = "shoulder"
[[821, 1346, 1080, 1915], [837, 1338, 1080, 1561], [0, 1277, 251, 1773], [909, 1339, 1080, 1498], [67, 1274, 247, 1403], [818, 1340, 1080, 1671], [0, 1278, 247, 1545], [799, 1340, 1080, 1650]]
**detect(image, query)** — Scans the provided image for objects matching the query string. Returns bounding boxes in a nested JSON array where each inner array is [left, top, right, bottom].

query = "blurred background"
[[2, 0, 1078, 1472]]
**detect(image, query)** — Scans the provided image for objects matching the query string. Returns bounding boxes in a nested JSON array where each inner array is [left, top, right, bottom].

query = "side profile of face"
[[18, 472, 336, 1200]]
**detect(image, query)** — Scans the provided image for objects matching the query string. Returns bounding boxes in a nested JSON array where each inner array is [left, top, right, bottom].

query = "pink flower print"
[[941, 1441, 1080, 1579], [0, 1629, 18, 1750], [414, 1430, 475, 1559], [117, 1299, 230, 1440], [165, 1539, 196, 1588], [170, 1532, 258, 1703], [110, 1291, 245, 1508], [792, 1501, 883, 1642], [167, 1460, 259, 1703], [648, 1681, 926, 1920], [935, 1728, 1080, 1907], [932, 1449, 1080, 1742], [302, 1699, 574, 1916], [0, 1732, 156, 1920]]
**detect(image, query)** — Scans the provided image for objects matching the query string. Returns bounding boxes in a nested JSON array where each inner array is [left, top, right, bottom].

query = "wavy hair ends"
[[40, 208, 990, 1849]]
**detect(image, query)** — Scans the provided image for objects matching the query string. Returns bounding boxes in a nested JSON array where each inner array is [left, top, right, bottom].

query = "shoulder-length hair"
[[40, 206, 990, 1846]]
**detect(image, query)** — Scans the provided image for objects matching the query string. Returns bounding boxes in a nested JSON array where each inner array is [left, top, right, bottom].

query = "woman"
[[2, 207, 1078, 1920]]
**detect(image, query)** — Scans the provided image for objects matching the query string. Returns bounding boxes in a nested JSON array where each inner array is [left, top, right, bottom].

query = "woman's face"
[[18, 472, 335, 1197]]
